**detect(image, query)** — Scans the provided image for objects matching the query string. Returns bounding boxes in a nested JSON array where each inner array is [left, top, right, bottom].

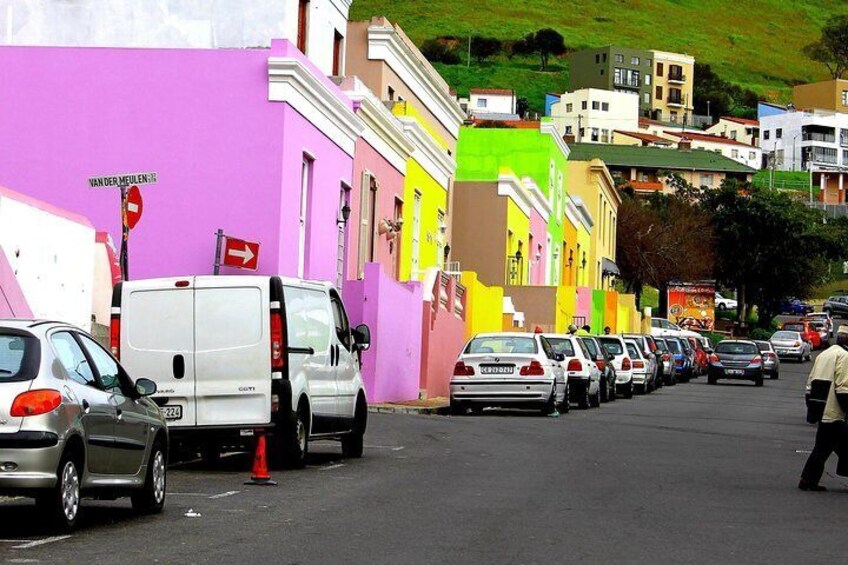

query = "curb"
[[368, 404, 449, 416]]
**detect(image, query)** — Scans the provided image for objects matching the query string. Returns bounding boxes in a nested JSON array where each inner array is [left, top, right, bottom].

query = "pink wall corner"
[[529, 210, 548, 285], [0, 245, 33, 318], [420, 275, 468, 399], [576, 286, 592, 320]]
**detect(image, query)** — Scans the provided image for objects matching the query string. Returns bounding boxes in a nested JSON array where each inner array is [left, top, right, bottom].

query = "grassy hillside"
[[350, 0, 848, 112]]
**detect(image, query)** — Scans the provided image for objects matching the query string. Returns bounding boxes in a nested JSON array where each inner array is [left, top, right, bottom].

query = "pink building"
[[0, 40, 361, 283]]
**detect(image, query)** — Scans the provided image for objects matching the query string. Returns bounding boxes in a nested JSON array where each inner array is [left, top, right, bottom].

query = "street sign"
[[88, 172, 158, 189], [126, 185, 143, 230], [222, 237, 260, 271]]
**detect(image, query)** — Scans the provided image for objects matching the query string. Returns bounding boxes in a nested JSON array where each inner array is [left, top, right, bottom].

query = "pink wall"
[[529, 210, 548, 285], [0, 245, 33, 318], [346, 136, 405, 281], [576, 286, 592, 321], [420, 273, 468, 399], [0, 42, 353, 283], [343, 262, 423, 403]]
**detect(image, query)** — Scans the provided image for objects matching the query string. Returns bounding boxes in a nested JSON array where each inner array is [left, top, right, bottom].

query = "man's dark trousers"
[[801, 421, 846, 485]]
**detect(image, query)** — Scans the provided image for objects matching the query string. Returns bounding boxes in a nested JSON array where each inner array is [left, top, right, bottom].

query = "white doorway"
[[298, 156, 313, 278], [411, 191, 422, 279]]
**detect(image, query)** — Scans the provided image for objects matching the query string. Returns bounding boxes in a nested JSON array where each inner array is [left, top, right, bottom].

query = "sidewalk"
[[368, 397, 449, 415]]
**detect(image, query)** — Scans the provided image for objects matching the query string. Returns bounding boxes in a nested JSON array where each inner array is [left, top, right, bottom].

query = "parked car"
[[822, 296, 848, 319], [598, 336, 634, 399], [781, 320, 821, 350], [707, 340, 765, 386], [653, 337, 676, 386], [114, 276, 371, 469], [578, 336, 616, 402], [622, 334, 658, 387], [664, 337, 691, 381], [451, 333, 567, 415], [649, 317, 703, 339], [807, 320, 830, 348], [754, 340, 780, 380], [769, 330, 812, 362], [678, 337, 697, 380], [779, 298, 813, 316], [715, 292, 738, 311], [623, 339, 654, 394], [0, 320, 168, 530], [688, 337, 709, 376], [806, 311, 833, 337], [546, 335, 601, 409]]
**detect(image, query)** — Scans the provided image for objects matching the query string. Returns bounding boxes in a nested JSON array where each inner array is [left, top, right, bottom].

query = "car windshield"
[[666, 340, 682, 354], [771, 331, 798, 341], [599, 338, 623, 356], [715, 342, 758, 355], [625, 342, 640, 358], [547, 338, 575, 357], [465, 336, 537, 355], [783, 324, 804, 332], [0, 333, 39, 381]]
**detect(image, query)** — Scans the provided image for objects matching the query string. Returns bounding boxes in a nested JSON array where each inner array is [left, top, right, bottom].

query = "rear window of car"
[[666, 340, 682, 354], [654, 339, 669, 352], [580, 338, 598, 357], [599, 338, 623, 356], [466, 337, 538, 355], [625, 342, 640, 358], [771, 331, 798, 340], [0, 332, 40, 381], [546, 338, 574, 357], [783, 323, 804, 332], [715, 342, 758, 355]]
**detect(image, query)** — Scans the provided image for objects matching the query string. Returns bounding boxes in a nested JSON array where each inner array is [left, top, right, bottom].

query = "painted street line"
[[12, 536, 71, 550], [208, 491, 240, 499], [168, 493, 208, 497], [0, 540, 29, 544], [795, 449, 812, 454], [364, 445, 405, 451], [319, 464, 346, 472]]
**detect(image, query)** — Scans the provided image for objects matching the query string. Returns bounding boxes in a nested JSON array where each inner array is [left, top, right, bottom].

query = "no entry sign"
[[222, 237, 260, 271], [126, 185, 143, 229]]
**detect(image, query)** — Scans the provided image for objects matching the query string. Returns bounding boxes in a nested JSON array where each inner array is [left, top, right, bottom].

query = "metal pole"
[[214, 229, 224, 275], [119, 185, 129, 281]]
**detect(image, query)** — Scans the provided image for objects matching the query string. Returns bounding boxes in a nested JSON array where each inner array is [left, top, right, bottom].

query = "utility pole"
[[467, 35, 471, 68], [577, 114, 582, 143]]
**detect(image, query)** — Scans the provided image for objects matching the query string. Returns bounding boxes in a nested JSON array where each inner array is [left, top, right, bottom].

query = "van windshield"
[[0, 333, 39, 381], [466, 337, 537, 355]]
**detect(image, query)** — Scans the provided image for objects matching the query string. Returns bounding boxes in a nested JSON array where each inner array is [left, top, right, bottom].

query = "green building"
[[568, 46, 654, 115]]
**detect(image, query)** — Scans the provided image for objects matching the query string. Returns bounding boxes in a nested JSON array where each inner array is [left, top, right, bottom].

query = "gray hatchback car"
[[0, 320, 168, 530]]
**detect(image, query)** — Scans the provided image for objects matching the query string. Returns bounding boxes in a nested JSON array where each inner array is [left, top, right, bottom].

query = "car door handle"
[[82, 399, 90, 413], [173, 354, 185, 380], [116, 408, 123, 421]]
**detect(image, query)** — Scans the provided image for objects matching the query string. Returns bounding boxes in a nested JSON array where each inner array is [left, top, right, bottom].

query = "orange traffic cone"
[[244, 430, 277, 486]]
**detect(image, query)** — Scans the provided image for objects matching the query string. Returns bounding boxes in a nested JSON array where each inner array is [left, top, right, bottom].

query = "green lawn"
[[350, 0, 847, 113]]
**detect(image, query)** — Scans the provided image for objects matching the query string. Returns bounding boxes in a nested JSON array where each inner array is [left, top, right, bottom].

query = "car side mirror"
[[353, 324, 371, 351], [555, 353, 565, 362], [135, 378, 157, 397]]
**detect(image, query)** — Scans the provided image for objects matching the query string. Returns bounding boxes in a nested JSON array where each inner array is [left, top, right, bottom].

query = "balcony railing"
[[506, 255, 525, 286], [613, 78, 640, 88], [667, 72, 686, 82], [803, 132, 836, 143], [667, 95, 684, 106]]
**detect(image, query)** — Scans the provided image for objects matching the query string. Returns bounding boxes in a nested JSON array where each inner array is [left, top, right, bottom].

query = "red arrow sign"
[[126, 185, 143, 230], [222, 237, 260, 271]]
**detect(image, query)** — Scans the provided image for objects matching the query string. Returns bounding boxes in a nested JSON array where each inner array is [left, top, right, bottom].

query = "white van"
[[110, 275, 370, 469]]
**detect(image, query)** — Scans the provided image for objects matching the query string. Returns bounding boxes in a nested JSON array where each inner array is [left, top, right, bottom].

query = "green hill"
[[350, 0, 848, 113]]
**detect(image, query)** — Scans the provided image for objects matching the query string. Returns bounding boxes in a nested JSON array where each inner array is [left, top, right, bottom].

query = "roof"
[[567, 143, 757, 174], [614, 130, 673, 144], [0, 184, 94, 228], [721, 116, 759, 127], [663, 130, 757, 148], [470, 88, 515, 96]]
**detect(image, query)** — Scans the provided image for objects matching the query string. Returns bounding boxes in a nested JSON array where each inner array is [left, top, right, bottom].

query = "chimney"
[[678, 138, 692, 151]]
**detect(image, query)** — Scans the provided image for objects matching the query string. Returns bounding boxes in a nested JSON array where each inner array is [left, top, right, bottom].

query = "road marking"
[[319, 464, 345, 472], [364, 445, 405, 451], [0, 540, 29, 544], [168, 493, 207, 497], [208, 491, 240, 499], [795, 449, 812, 454], [12, 536, 71, 549]]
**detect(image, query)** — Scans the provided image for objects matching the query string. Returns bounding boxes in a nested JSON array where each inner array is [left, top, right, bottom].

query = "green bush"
[[748, 328, 773, 341]]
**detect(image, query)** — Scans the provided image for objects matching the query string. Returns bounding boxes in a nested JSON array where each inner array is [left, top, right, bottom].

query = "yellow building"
[[564, 194, 596, 289], [650, 50, 695, 124], [567, 158, 621, 291], [392, 102, 456, 281], [793, 79, 848, 112]]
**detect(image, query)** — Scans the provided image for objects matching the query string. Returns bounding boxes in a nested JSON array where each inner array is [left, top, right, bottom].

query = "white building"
[[0, 0, 352, 76], [551, 88, 639, 143], [468, 88, 517, 118], [661, 131, 762, 170], [706, 116, 760, 147], [759, 108, 848, 172]]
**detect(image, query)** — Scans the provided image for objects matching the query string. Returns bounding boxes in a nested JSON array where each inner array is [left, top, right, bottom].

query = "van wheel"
[[341, 396, 367, 459], [278, 403, 309, 469], [36, 451, 82, 531], [132, 440, 167, 514]]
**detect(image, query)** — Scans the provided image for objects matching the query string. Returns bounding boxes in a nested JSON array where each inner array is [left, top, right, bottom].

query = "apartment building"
[[793, 79, 848, 112], [759, 108, 848, 172], [468, 88, 518, 118], [650, 50, 695, 124], [706, 116, 760, 147], [550, 88, 639, 143]]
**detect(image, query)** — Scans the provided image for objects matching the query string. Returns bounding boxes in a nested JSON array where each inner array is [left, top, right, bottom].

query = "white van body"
[[112, 275, 369, 467]]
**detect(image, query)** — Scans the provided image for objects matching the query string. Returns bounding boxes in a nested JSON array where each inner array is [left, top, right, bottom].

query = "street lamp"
[[338, 203, 351, 225]]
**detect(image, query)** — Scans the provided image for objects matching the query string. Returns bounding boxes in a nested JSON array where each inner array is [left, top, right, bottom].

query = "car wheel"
[[717, 303, 726, 311], [608, 379, 616, 401], [578, 383, 591, 409], [37, 451, 82, 531], [624, 382, 634, 399], [708, 375, 717, 385], [771, 371, 779, 380], [599, 379, 608, 403], [541, 389, 558, 416], [132, 440, 167, 514], [280, 403, 309, 469], [469, 405, 484, 416], [590, 384, 601, 408], [341, 395, 367, 459], [558, 382, 570, 413], [449, 397, 466, 416], [755, 376, 764, 387]]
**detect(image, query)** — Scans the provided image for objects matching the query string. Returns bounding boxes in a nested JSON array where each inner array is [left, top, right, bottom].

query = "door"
[[392, 197, 403, 279], [194, 277, 271, 427], [338, 186, 349, 289], [357, 174, 377, 278], [284, 284, 337, 434], [121, 279, 196, 427], [77, 333, 148, 475], [50, 331, 115, 474], [330, 290, 358, 428], [298, 156, 313, 278], [411, 191, 422, 279]]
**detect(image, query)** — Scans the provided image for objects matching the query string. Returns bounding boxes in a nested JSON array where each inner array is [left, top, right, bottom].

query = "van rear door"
[[194, 276, 271, 427], [121, 278, 196, 427]]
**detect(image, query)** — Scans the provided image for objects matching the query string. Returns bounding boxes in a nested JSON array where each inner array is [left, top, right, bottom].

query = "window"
[[644, 74, 651, 86], [357, 173, 378, 278], [387, 86, 395, 100], [581, 100, 588, 110], [749, 151, 756, 160], [297, 0, 310, 54], [670, 110, 678, 122], [603, 53, 607, 62], [51, 332, 96, 387], [466, 336, 537, 354], [566, 103, 573, 113], [764, 130, 770, 141], [700, 174, 714, 188], [615, 53, 623, 63], [776, 128, 783, 139], [78, 334, 123, 394], [285, 286, 332, 353], [643, 92, 650, 105], [0, 333, 37, 381], [631, 56, 640, 65], [332, 30, 343, 75], [613, 68, 640, 87], [730, 131, 737, 140], [330, 290, 352, 350], [842, 90, 848, 106], [298, 155, 313, 278], [477, 98, 487, 108], [547, 338, 575, 357], [601, 129, 609, 143], [565, 125, 573, 134], [656, 62, 664, 77], [591, 128, 599, 142], [655, 85, 663, 100], [595, 54, 600, 64], [601, 102, 609, 111], [592, 101, 600, 110], [600, 68, 605, 76], [646, 58, 652, 67], [843, 149, 848, 163], [731, 149, 739, 159]]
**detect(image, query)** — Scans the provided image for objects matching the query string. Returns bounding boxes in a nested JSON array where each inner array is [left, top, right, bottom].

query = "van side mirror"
[[353, 324, 371, 351], [135, 378, 157, 397]]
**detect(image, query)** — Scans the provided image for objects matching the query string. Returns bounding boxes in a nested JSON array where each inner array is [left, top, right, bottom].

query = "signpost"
[[89, 172, 157, 281], [214, 230, 260, 273]]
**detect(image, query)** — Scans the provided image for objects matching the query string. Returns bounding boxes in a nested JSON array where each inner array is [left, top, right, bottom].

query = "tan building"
[[793, 79, 848, 112], [650, 50, 695, 124]]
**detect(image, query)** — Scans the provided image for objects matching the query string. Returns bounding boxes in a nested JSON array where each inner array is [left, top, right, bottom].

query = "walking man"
[[799, 326, 848, 491]]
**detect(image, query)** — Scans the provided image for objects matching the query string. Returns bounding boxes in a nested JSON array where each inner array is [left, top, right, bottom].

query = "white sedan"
[[450, 332, 567, 415], [715, 292, 738, 311], [543, 334, 602, 409]]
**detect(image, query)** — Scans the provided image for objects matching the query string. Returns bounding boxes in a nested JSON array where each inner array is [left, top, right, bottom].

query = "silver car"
[[754, 340, 781, 380], [769, 330, 811, 362], [0, 320, 168, 530], [450, 333, 567, 415]]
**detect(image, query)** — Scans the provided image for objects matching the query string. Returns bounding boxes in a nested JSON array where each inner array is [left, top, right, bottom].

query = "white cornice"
[[540, 121, 571, 159], [650, 50, 695, 65], [569, 195, 594, 231], [522, 177, 552, 221], [564, 198, 580, 230], [496, 174, 534, 218], [397, 116, 456, 188], [328, 0, 353, 18], [588, 159, 622, 207], [268, 57, 363, 156], [367, 25, 465, 138]]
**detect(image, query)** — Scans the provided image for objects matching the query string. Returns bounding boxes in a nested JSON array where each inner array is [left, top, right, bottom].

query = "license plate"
[[777, 350, 788, 355], [480, 365, 514, 375], [160, 405, 183, 420], [726, 369, 744, 376]]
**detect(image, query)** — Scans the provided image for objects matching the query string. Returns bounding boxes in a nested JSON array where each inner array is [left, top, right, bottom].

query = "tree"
[[693, 63, 758, 121], [803, 15, 848, 79], [470, 36, 502, 64], [421, 39, 461, 65], [515, 97, 530, 118], [510, 29, 566, 71]]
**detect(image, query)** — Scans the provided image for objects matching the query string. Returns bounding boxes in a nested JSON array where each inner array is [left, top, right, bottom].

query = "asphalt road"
[[2, 357, 846, 565]]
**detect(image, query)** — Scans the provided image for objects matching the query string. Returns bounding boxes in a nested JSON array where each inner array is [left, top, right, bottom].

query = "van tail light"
[[110, 313, 121, 359], [633, 360, 645, 369], [270, 310, 285, 370], [750, 356, 762, 366], [520, 360, 546, 376], [622, 357, 632, 371], [453, 361, 475, 376], [10, 389, 62, 417], [709, 353, 720, 363], [566, 359, 583, 372]]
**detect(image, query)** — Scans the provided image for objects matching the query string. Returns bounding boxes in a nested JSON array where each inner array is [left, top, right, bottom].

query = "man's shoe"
[[798, 481, 827, 491]]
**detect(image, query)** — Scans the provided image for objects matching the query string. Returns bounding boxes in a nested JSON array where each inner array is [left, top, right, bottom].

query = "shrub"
[[421, 39, 461, 65], [748, 328, 773, 341]]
